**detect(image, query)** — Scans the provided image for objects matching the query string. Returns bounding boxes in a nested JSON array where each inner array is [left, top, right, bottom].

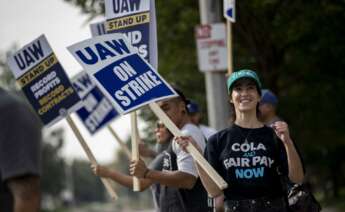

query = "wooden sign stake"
[[149, 103, 228, 190], [130, 112, 141, 191], [66, 115, 118, 200]]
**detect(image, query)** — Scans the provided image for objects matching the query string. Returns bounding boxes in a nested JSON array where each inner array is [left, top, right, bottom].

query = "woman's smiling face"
[[230, 78, 261, 113]]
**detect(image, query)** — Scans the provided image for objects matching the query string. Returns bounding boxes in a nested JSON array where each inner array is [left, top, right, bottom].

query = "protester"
[[0, 87, 42, 212], [138, 123, 169, 159], [92, 120, 172, 211], [176, 70, 304, 212], [258, 89, 282, 126], [93, 88, 209, 212], [187, 100, 223, 211], [187, 100, 217, 139]]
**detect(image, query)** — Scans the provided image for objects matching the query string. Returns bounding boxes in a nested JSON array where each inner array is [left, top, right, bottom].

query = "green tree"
[[41, 128, 67, 198], [0, 45, 22, 91], [63, 0, 345, 200], [72, 159, 106, 203]]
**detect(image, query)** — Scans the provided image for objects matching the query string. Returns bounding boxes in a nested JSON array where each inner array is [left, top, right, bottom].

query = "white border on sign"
[[105, 0, 150, 20], [71, 71, 96, 99], [44, 101, 83, 127], [88, 52, 178, 115], [7, 34, 53, 79], [67, 33, 136, 75], [90, 20, 107, 37], [71, 70, 120, 134], [196, 23, 228, 72], [223, 0, 236, 23]]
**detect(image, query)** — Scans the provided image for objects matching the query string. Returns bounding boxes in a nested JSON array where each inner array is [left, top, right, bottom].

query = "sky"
[[0, 0, 142, 163]]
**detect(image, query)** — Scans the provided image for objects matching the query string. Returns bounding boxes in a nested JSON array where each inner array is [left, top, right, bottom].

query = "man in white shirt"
[[130, 88, 209, 212], [187, 100, 217, 139]]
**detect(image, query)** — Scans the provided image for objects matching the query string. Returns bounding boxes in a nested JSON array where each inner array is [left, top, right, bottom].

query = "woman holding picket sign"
[[176, 69, 304, 212]]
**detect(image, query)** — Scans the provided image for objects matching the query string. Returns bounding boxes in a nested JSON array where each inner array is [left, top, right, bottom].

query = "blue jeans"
[[224, 196, 288, 212]]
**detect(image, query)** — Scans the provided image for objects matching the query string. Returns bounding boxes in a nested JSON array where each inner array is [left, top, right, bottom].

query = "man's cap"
[[186, 100, 200, 114], [172, 87, 190, 106], [227, 69, 262, 93], [260, 89, 278, 106]]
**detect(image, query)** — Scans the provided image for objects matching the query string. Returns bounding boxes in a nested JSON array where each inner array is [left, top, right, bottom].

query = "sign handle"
[[227, 20, 233, 76], [107, 126, 131, 160], [130, 112, 141, 191], [149, 103, 228, 190], [66, 115, 118, 200]]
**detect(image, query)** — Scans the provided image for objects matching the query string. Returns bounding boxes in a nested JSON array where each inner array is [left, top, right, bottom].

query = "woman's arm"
[[195, 162, 224, 197], [91, 165, 153, 191], [273, 121, 304, 183], [175, 136, 224, 197], [130, 159, 198, 189]]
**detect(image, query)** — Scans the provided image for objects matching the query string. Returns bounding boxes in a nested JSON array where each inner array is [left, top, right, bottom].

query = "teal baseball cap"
[[227, 69, 262, 93]]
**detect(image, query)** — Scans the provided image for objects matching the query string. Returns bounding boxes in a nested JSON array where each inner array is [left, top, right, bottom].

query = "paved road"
[[68, 203, 155, 212]]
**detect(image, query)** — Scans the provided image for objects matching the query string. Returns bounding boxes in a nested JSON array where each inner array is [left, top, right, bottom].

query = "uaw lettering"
[[14, 40, 44, 70], [105, 0, 149, 19], [7, 35, 52, 78], [72, 72, 118, 134], [7, 35, 81, 126], [105, 0, 150, 62], [74, 38, 131, 66], [68, 34, 176, 114], [223, 142, 275, 179]]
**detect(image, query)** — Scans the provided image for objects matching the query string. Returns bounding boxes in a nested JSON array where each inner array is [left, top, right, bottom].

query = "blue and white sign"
[[104, 0, 157, 69], [223, 0, 236, 22], [90, 20, 107, 37], [7, 35, 81, 126], [72, 72, 119, 134], [68, 34, 176, 114]]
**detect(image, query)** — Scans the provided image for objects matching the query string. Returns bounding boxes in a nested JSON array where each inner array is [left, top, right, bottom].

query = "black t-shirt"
[[205, 124, 289, 201], [0, 88, 42, 211], [148, 150, 167, 211], [159, 144, 209, 212]]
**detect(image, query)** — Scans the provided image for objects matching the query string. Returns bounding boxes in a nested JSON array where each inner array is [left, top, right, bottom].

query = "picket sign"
[[227, 21, 233, 75], [149, 103, 228, 190], [130, 112, 141, 191], [104, 0, 156, 190], [223, 0, 235, 75], [66, 115, 118, 200], [107, 126, 131, 159]]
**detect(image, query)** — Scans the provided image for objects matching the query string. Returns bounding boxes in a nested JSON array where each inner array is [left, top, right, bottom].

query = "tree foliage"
[[41, 128, 66, 197], [61, 0, 345, 199], [71, 160, 106, 203]]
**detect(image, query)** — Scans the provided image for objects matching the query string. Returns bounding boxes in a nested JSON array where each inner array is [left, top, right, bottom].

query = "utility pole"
[[198, 0, 231, 130]]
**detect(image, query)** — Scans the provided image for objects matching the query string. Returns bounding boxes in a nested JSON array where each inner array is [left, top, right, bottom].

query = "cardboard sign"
[[104, 0, 157, 69], [68, 34, 176, 114], [195, 23, 228, 72], [7, 35, 81, 126], [90, 21, 107, 37], [72, 72, 119, 134]]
